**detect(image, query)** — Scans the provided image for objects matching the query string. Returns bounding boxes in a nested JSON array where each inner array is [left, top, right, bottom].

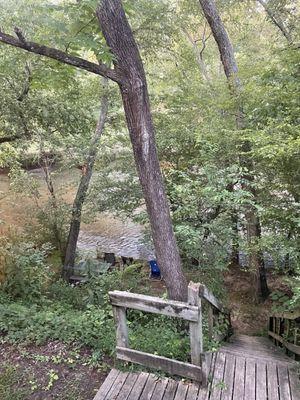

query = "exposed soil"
[[0, 341, 111, 400], [223, 265, 291, 335]]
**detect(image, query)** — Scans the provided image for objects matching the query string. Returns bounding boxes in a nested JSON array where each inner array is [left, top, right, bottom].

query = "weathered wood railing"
[[109, 281, 231, 384], [269, 310, 300, 360]]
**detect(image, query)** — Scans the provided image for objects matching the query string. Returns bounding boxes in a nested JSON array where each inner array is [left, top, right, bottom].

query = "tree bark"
[[0, 28, 120, 83], [63, 78, 109, 280], [96, 0, 187, 300], [198, 0, 269, 300]]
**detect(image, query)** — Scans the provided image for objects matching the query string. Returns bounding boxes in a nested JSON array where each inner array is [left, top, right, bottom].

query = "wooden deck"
[[93, 335, 300, 400]]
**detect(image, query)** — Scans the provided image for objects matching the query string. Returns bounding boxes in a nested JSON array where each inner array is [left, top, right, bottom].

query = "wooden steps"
[[93, 335, 300, 400], [221, 334, 297, 364]]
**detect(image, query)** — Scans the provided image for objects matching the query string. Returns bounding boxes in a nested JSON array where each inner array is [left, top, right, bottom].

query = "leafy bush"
[[0, 301, 115, 354], [129, 313, 190, 361], [0, 238, 53, 300]]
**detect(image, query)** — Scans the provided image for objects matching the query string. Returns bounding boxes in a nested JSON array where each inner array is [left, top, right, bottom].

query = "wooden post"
[[285, 319, 290, 355], [188, 282, 203, 367], [274, 318, 278, 346], [113, 306, 129, 348]]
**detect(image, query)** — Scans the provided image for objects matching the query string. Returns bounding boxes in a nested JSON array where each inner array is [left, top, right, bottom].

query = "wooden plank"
[[294, 328, 298, 346], [188, 282, 203, 365], [198, 285, 226, 313], [186, 383, 199, 400], [267, 362, 279, 400], [113, 306, 129, 348], [256, 361, 267, 400], [197, 352, 216, 400], [116, 347, 203, 381], [232, 357, 245, 400], [221, 353, 235, 400], [127, 372, 149, 400], [278, 364, 292, 400], [93, 369, 120, 400], [271, 310, 300, 320], [105, 371, 129, 399], [244, 358, 255, 400], [109, 291, 199, 322], [116, 373, 138, 400], [288, 366, 300, 400], [268, 331, 300, 355], [210, 352, 226, 400], [150, 378, 168, 400], [201, 352, 212, 387], [139, 374, 158, 400], [163, 380, 178, 400], [174, 381, 189, 400]]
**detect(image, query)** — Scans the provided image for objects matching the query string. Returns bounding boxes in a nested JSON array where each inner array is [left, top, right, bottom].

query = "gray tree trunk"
[[97, 0, 187, 300], [198, 0, 269, 300], [63, 78, 109, 280]]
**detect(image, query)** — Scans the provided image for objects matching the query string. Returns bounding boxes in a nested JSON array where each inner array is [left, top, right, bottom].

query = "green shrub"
[[129, 313, 190, 361], [0, 239, 53, 300], [0, 301, 115, 353]]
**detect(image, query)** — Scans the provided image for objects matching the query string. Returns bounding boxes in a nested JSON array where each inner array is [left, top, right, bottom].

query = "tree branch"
[[257, 0, 293, 44], [0, 28, 121, 83], [0, 135, 21, 144]]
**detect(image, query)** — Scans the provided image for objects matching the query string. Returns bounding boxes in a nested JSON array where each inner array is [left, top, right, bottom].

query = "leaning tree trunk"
[[198, 0, 269, 300], [63, 78, 109, 280], [97, 0, 187, 300]]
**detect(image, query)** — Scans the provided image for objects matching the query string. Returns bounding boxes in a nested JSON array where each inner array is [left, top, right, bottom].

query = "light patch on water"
[[0, 168, 153, 260]]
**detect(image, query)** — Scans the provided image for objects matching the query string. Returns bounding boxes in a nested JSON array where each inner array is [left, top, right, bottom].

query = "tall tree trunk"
[[97, 0, 187, 300], [63, 78, 109, 280], [198, 0, 269, 300]]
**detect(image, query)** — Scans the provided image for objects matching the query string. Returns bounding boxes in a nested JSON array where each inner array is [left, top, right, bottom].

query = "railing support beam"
[[188, 282, 203, 366]]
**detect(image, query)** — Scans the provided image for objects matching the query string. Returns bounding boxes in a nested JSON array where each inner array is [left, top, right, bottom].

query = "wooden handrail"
[[109, 290, 199, 321], [198, 284, 228, 314], [268, 310, 300, 359], [109, 281, 231, 384], [270, 310, 300, 320]]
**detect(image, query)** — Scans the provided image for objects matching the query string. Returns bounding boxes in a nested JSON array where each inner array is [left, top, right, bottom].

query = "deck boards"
[[93, 335, 300, 400]]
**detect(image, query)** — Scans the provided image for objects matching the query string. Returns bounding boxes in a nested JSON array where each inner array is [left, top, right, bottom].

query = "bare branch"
[[257, 0, 293, 44], [0, 29, 121, 83], [14, 27, 26, 43]]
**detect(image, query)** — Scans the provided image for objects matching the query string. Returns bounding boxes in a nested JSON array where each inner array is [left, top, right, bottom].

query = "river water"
[[0, 168, 153, 260]]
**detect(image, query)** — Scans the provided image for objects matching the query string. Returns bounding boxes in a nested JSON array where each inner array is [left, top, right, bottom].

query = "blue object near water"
[[149, 260, 161, 279]]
